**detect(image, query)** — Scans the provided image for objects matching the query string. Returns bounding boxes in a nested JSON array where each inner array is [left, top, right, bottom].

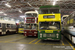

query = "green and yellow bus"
[[38, 5, 61, 40]]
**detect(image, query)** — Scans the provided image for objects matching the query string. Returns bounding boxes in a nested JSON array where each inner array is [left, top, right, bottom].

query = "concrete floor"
[[0, 34, 74, 50]]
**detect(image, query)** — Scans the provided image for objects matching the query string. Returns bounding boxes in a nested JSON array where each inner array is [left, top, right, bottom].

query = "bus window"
[[25, 13, 37, 17], [39, 8, 59, 14], [0, 23, 1, 27], [24, 24, 37, 30], [11, 24, 16, 28], [11, 24, 13, 28], [49, 9, 59, 13], [19, 25, 24, 28], [39, 9, 48, 14], [39, 22, 60, 30], [7, 24, 10, 28]]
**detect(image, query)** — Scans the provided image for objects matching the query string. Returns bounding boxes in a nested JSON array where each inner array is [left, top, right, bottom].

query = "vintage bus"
[[24, 11, 38, 36], [63, 11, 75, 44], [38, 5, 61, 40], [62, 15, 69, 22], [18, 22, 24, 34], [0, 20, 16, 35]]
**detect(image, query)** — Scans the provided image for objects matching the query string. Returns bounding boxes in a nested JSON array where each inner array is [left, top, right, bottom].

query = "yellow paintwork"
[[38, 14, 61, 31], [67, 20, 69, 24], [38, 14, 61, 21], [45, 30, 53, 33], [70, 19, 73, 23], [18, 28, 24, 33], [67, 19, 73, 24]]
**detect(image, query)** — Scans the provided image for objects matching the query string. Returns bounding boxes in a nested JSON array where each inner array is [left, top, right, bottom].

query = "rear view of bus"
[[38, 5, 61, 40], [24, 11, 38, 36]]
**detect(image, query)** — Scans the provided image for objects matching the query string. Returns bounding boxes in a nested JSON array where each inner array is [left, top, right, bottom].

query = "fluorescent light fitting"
[[35, 10, 38, 13], [56, 0, 58, 1], [0, 11, 4, 13], [20, 15, 25, 18], [53, 1, 56, 5], [19, 9, 22, 13], [4, 13, 7, 16], [5, 3, 11, 8], [27, 2, 32, 6]]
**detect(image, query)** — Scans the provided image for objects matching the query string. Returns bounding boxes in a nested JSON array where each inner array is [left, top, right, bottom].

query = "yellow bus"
[[18, 22, 24, 34], [38, 5, 61, 40]]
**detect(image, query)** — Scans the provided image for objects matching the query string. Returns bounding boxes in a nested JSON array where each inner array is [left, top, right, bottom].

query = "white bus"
[[62, 15, 69, 22], [0, 20, 16, 35]]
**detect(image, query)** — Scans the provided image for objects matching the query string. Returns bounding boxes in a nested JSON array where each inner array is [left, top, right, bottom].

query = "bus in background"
[[38, 5, 61, 40], [62, 15, 69, 22], [61, 15, 69, 30], [24, 11, 38, 36], [0, 20, 16, 35], [63, 11, 75, 44], [18, 22, 24, 34]]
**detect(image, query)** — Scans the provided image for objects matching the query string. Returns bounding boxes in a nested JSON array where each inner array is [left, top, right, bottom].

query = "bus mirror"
[[73, 24, 75, 27], [61, 22, 63, 24]]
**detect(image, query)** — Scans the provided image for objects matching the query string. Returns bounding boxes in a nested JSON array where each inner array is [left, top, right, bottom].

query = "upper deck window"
[[39, 8, 60, 14], [25, 13, 37, 17]]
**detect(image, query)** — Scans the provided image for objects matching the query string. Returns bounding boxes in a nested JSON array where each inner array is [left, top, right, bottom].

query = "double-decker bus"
[[0, 20, 16, 35], [18, 22, 24, 34], [63, 11, 75, 44], [24, 11, 38, 36], [38, 5, 61, 40]]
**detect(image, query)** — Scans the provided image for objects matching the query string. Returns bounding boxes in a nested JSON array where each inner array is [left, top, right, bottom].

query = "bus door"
[[2, 23, 6, 35]]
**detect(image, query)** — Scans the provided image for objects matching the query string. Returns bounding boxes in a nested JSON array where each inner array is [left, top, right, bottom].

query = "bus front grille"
[[43, 34, 55, 37]]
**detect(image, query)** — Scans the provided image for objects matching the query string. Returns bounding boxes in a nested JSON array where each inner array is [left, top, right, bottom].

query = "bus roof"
[[40, 5, 60, 8], [0, 20, 15, 24], [25, 11, 38, 14]]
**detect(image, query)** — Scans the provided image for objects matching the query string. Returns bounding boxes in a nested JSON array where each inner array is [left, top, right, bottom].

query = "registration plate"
[[45, 30, 53, 33], [29, 32, 32, 33]]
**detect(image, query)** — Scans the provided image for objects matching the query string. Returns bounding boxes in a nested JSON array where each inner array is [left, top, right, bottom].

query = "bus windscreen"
[[39, 22, 60, 30], [24, 24, 37, 30]]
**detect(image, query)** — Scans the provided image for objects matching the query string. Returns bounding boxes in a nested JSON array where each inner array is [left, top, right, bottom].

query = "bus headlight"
[[25, 32, 27, 33], [56, 34, 59, 38], [34, 32, 37, 33], [40, 33, 42, 38]]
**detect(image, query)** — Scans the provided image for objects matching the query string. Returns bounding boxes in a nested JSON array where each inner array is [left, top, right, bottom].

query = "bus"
[[38, 5, 61, 40], [63, 11, 75, 44], [61, 15, 69, 30], [18, 22, 24, 34], [62, 15, 69, 22], [0, 20, 16, 35], [24, 11, 38, 36]]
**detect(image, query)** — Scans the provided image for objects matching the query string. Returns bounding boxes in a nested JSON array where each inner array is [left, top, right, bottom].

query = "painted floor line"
[[61, 40, 64, 45], [65, 38, 74, 50], [29, 38, 38, 44], [34, 39, 41, 44]]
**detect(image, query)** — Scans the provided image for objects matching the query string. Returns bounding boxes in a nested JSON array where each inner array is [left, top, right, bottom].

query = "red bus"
[[24, 11, 38, 36]]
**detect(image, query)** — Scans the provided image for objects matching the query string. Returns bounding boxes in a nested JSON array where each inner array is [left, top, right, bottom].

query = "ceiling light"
[[35, 10, 38, 13], [53, 1, 56, 5], [16, 20, 19, 23], [56, 0, 58, 1], [4, 13, 7, 16], [5, 3, 11, 8], [27, 2, 32, 7], [19, 9, 22, 13], [0, 11, 4, 13], [20, 15, 25, 18]]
